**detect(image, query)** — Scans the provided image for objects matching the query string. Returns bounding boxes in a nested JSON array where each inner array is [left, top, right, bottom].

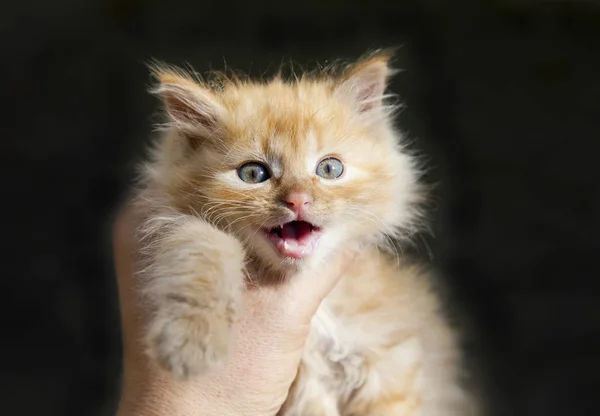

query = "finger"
[[112, 201, 150, 368], [264, 248, 360, 325]]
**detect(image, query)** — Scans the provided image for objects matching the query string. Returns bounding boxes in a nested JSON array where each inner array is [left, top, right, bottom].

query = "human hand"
[[113, 201, 353, 416]]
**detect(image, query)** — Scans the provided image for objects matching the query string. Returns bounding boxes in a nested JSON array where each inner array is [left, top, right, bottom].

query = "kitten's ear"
[[335, 50, 397, 119], [150, 67, 226, 149]]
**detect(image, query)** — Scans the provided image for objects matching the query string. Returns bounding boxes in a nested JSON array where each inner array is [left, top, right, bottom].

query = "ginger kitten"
[[133, 50, 478, 415]]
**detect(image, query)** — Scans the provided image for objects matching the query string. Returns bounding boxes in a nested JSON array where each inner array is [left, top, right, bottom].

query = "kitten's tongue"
[[270, 221, 321, 259]]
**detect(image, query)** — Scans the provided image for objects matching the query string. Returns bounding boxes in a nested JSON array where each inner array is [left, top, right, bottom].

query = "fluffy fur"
[[133, 50, 478, 415]]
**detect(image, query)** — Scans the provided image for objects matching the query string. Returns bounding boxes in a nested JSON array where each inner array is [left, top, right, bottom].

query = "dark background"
[[2, 0, 600, 415]]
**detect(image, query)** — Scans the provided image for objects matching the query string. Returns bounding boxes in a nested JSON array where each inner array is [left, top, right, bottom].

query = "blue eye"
[[316, 158, 344, 179], [237, 162, 271, 183]]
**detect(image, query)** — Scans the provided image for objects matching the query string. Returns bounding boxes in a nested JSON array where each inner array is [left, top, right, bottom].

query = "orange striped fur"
[[134, 50, 479, 415]]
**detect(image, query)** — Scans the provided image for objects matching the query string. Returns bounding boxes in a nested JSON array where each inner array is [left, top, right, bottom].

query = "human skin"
[[112, 201, 354, 416]]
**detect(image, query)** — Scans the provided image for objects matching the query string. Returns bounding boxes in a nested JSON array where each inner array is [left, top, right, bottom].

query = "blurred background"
[[2, 0, 600, 415]]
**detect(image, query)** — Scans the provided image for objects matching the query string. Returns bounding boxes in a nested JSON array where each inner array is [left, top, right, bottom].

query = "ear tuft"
[[149, 63, 225, 149], [336, 49, 399, 119]]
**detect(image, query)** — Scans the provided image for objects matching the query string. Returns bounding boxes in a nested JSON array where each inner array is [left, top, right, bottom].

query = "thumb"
[[279, 248, 359, 325]]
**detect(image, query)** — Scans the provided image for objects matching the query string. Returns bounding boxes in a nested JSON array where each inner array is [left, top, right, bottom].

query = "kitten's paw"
[[148, 308, 235, 379]]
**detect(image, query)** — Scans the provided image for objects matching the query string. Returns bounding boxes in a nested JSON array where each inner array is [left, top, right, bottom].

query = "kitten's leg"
[[342, 359, 424, 416], [278, 340, 341, 416], [140, 215, 246, 379], [278, 368, 340, 416], [349, 399, 421, 416], [343, 337, 475, 416], [349, 393, 475, 416]]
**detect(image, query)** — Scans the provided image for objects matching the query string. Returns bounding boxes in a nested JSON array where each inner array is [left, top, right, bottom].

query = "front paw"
[[147, 307, 235, 379]]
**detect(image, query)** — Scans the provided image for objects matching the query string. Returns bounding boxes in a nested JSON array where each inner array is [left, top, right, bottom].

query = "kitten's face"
[[152, 53, 422, 274]]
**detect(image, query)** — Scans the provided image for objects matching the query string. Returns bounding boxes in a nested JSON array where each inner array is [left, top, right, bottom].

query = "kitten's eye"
[[237, 162, 271, 183], [316, 158, 344, 179]]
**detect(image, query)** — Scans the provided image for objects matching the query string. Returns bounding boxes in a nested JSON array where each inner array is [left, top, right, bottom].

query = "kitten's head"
[[147, 50, 424, 274]]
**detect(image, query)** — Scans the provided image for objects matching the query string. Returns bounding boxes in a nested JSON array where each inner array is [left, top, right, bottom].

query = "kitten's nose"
[[283, 191, 313, 214]]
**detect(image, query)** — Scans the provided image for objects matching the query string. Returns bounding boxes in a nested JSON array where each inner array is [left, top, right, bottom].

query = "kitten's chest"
[[305, 301, 368, 391], [310, 303, 350, 357], [307, 276, 385, 360]]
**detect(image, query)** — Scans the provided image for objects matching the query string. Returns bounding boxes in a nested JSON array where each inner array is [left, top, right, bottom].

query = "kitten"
[[133, 50, 479, 415]]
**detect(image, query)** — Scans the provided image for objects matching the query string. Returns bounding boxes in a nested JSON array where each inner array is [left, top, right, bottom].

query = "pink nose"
[[283, 191, 313, 213]]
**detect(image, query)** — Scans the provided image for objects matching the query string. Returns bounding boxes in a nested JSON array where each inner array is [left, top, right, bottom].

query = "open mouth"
[[264, 220, 323, 259]]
